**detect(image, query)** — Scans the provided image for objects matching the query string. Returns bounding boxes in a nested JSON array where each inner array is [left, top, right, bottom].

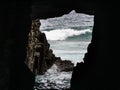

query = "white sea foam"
[[42, 29, 92, 41], [35, 64, 72, 89]]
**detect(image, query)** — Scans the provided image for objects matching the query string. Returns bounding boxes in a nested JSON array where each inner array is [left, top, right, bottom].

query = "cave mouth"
[[40, 10, 94, 66], [34, 10, 94, 89]]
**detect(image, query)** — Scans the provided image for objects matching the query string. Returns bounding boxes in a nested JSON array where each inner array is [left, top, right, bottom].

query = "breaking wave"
[[42, 29, 92, 41]]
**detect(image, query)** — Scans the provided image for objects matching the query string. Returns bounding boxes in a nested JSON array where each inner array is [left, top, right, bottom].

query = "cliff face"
[[26, 19, 57, 75]]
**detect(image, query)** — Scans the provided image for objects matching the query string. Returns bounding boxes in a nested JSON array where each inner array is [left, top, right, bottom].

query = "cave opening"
[[40, 10, 94, 65], [27, 10, 94, 89], [1, 1, 116, 90]]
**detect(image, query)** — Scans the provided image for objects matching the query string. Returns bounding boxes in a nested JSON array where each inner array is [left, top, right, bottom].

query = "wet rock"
[[26, 19, 57, 75], [55, 58, 74, 72]]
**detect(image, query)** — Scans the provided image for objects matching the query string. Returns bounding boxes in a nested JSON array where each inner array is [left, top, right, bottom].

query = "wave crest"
[[42, 29, 92, 41]]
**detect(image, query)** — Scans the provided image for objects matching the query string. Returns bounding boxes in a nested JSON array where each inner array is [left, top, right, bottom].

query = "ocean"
[[35, 10, 94, 89]]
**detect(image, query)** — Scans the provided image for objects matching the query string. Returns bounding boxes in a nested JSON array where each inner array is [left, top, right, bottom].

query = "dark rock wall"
[[31, 0, 95, 19], [0, 1, 35, 90], [70, 5, 117, 90], [0, 3, 9, 90]]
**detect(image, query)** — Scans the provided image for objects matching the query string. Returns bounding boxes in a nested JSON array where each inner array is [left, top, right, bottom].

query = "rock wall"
[[0, 1, 35, 90], [26, 19, 57, 75], [70, 4, 117, 90]]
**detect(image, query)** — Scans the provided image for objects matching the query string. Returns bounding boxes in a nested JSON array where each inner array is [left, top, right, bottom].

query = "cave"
[[0, 1, 118, 90], [30, 11, 94, 89]]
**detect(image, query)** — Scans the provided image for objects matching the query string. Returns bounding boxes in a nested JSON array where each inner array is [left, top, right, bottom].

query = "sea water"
[[35, 10, 94, 89]]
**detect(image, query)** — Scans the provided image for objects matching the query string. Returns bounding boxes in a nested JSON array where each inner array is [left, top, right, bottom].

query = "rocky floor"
[[34, 59, 74, 90]]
